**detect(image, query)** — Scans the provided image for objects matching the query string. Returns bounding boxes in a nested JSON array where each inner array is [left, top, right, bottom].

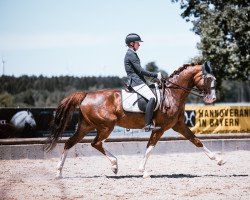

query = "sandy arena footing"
[[1, 151, 250, 200]]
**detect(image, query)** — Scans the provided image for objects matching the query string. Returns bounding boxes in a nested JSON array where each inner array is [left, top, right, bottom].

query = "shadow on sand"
[[106, 173, 249, 179], [62, 173, 248, 179]]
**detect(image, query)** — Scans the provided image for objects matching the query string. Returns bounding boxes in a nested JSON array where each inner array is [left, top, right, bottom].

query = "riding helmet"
[[125, 33, 143, 45]]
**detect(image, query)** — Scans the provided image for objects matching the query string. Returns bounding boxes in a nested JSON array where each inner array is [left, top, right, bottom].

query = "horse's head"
[[10, 110, 36, 130], [193, 61, 216, 104]]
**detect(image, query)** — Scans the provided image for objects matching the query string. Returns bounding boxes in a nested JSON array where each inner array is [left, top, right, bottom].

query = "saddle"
[[121, 83, 161, 113]]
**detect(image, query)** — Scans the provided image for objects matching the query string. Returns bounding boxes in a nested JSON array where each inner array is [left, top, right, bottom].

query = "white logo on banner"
[[0, 120, 6, 125], [184, 111, 195, 127]]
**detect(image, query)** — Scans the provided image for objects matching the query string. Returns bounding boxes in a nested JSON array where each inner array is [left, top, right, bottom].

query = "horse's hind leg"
[[91, 127, 118, 174], [173, 122, 226, 166], [57, 118, 94, 178], [56, 149, 68, 178]]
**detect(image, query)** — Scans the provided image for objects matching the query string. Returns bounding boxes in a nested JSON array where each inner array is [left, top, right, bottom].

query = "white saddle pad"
[[121, 83, 161, 113]]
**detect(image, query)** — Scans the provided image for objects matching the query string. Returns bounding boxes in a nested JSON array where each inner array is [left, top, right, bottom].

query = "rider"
[[124, 33, 162, 131]]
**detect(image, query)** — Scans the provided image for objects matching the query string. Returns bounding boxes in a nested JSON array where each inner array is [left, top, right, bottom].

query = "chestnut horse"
[[45, 62, 225, 178]]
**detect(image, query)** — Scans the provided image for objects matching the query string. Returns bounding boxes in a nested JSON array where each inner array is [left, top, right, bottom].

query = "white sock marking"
[[139, 145, 154, 173]]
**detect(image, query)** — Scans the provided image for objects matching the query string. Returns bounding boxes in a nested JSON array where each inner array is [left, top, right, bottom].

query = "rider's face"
[[133, 42, 140, 51]]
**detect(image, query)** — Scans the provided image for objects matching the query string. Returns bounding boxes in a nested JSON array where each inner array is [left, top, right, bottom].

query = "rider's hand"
[[157, 72, 162, 80]]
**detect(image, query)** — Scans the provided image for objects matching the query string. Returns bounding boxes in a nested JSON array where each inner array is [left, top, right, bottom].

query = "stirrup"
[[143, 124, 161, 132]]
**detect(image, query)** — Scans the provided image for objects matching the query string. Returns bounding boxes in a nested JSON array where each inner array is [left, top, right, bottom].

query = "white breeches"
[[132, 84, 156, 101]]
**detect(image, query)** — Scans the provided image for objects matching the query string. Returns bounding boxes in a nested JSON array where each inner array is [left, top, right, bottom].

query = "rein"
[[163, 78, 205, 98], [159, 77, 206, 112]]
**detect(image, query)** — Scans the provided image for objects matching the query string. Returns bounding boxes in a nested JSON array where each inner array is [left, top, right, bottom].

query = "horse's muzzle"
[[203, 94, 216, 104]]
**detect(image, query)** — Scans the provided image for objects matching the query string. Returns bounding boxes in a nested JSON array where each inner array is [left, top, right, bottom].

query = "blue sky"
[[0, 0, 200, 77]]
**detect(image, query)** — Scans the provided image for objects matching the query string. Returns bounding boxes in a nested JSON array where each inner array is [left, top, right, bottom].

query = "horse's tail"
[[45, 92, 87, 152]]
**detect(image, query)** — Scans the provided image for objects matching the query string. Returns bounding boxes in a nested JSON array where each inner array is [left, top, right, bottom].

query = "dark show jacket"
[[124, 48, 157, 87]]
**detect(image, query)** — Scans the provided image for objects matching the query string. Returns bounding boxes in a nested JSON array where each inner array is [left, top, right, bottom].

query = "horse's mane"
[[169, 63, 201, 78]]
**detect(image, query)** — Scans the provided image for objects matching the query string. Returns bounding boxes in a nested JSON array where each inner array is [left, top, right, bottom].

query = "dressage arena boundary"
[[0, 134, 250, 160]]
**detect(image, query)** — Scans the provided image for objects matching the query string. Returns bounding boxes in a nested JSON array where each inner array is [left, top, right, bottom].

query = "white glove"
[[157, 72, 162, 80]]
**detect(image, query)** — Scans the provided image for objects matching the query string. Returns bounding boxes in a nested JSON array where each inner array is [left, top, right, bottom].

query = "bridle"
[[161, 73, 215, 98], [159, 72, 216, 111]]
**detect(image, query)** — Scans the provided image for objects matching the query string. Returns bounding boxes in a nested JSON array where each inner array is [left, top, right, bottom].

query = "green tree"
[[145, 61, 168, 77], [145, 61, 159, 72], [173, 0, 250, 88], [13, 90, 35, 107], [0, 92, 13, 107]]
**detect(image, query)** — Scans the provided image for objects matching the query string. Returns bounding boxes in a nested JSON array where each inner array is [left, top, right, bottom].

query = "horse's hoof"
[[217, 159, 226, 166], [143, 171, 151, 179], [111, 165, 118, 174], [56, 174, 62, 179]]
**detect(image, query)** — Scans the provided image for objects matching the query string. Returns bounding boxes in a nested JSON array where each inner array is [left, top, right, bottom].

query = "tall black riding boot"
[[144, 98, 159, 132]]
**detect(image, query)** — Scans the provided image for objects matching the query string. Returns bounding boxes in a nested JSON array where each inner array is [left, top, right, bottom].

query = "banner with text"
[[185, 105, 250, 134]]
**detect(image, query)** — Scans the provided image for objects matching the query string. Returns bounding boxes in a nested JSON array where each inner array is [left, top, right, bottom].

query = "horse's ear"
[[205, 61, 212, 74], [27, 110, 32, 116], [203, 61, 212, 75]]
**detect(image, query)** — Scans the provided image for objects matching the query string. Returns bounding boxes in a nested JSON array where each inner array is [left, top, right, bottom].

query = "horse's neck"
[[167, 67, 196, 105]]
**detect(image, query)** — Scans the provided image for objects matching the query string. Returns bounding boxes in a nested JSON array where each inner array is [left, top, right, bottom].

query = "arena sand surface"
[[1, 151, 250, 200]]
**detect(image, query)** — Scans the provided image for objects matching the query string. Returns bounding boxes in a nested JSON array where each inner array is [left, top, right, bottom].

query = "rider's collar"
[[128, 47, 137, 53]]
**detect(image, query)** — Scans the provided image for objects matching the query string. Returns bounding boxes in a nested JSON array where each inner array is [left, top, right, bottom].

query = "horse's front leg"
[[173, 122, 226, 166], [201, 143, 226, 165], [139, 130, 164, 178], [139, 145, 154, 178]]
